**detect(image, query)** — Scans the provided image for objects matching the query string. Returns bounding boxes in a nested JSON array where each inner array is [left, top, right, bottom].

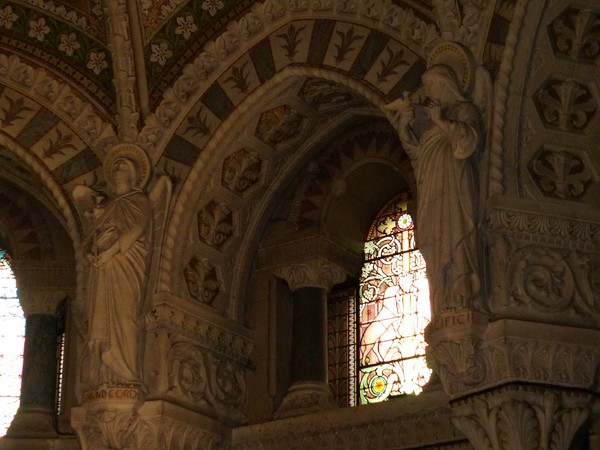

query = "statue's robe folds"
[[88, 190, 151, 384], [404, 101, 480, 314]]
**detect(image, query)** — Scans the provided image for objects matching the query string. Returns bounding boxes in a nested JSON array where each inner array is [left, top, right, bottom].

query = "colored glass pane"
[[0, 252, 24, 436], [358, 194, 431, 404]]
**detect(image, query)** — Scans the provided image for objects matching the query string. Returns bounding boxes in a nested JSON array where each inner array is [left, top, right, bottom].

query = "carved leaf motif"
[[276, 24, 306, 60], [498, 400, 540, 449], [334, 27, 364, 64], [225, 61, 250, 94], [511, 247, 575, 311], [0, 96, 34, 128], [376, 47, 409, 83], [534, 79, 597, 131], [550, 407, 589, 450], [197, 200, 234, 249], [184, 107, 211, 137], [43, 128, 78, 159], [551, 8, 600, 63], [183, 257, 220, 305], [221, 148, 262, 194], [531, 149, 592, 200]]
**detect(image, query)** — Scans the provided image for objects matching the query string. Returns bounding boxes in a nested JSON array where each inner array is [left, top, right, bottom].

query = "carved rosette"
[[550, 7, 600, 64], [197, 200, 235, 249], [452, 388, 592, 450], [276, 258, 346, 292], [183, 256, 220, 306], [165, 341, 246, 422], [221, 148, 263, 195]]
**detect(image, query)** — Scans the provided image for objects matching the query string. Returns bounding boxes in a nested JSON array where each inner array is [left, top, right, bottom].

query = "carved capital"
[[18, 287, 66, 316], [276, 258, 346, 292], [452, 387, 592, 450]]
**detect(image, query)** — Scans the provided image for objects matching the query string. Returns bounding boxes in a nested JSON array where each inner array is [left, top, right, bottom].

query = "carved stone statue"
[[76, 145, 153, 386], [386, 63, 482, 314], [74, 143, 174, 388]]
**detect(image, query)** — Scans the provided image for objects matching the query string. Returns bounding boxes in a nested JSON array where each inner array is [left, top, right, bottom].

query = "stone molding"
[[233, 391, 467, 449], [452, 386, 592, 450], [273, 381, 336, 420], [275, 257, 346, 292], [145, 293, 254, 366], [6, 406, 57, 439], [427, 315, 600, 398], [103, 0, 140, 142], [488, 201, 600, 253]]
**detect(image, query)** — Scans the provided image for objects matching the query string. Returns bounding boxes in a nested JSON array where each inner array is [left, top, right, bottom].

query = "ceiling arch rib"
[[138, 0, 440, 159]]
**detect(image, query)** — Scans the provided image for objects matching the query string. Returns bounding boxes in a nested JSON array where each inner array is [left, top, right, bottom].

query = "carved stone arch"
[[0, 53, 118, 154], [0, 135, 84, 303], [158, 64, 416, 319], [139, 4, 438, 159]]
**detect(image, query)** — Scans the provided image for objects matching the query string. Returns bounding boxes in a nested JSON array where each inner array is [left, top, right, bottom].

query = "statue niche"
[[74, 143, 170, 388], [385, 54, 489, 315]]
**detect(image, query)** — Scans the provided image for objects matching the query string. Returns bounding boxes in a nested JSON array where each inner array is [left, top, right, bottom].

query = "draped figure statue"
[[386, 64, 481, 314], [75, 145, 154, 386]]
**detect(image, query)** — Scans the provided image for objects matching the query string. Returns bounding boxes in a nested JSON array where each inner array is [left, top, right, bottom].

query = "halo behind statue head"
[[426, 42, 474, 93], [104, 143, 151, 189]]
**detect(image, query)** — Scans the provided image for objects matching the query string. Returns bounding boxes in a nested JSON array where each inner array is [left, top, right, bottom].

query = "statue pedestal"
[[72, 386, 141, 449]]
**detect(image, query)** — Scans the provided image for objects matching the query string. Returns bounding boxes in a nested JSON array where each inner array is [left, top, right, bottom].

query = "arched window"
[[327, 193, 432, 406], [0, 251, 25, 435], [358, 193, 431, 403]]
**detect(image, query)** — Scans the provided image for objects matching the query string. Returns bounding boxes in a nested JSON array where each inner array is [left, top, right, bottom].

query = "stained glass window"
[[0, 251, 24, 435], [358, 193, 431, 403]]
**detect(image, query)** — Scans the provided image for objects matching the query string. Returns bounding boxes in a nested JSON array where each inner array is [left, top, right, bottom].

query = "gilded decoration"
[[255, 105, 305, 146]]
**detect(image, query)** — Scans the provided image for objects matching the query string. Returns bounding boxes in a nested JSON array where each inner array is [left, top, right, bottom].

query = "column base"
[[5, 406, 57, 438], [274, 381, 336, 420]]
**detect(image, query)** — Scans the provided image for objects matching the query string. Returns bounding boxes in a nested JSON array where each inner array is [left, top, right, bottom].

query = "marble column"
[[274, 258, 346, 419], [6, 288, 64, 438]]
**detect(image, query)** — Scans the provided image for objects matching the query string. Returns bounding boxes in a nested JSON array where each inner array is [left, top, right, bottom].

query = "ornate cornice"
[[145, 293, 254, 365], [452, 386, 593, 450], [487, 200, 600, 253], [233, 391, 466, 449]]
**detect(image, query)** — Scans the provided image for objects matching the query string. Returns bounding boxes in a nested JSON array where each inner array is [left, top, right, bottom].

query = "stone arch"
[[139, 2, 438, 159], [158, 60, 424, 328]]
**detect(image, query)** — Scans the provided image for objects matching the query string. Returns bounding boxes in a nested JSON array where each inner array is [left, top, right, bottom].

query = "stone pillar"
[[6, 288, 64, 438], [274, 258, 346, 419]]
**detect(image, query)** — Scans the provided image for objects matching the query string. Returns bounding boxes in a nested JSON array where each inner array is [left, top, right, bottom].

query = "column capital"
[[18, 287, 66, 316], [276, 258, 346, 292]]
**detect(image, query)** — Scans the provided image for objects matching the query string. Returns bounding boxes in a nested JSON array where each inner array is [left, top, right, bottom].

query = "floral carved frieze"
[[135, 414, 223, 450], [533, 78, 597, 132], [529, 147, 593, 200], [487, 206, 600, 252], [221, 148, 263, 195], [550, 7, 600, 64], [255, 105, 305, 146], [452, 388, 592, 450], [145, 302, 254, 366], [183, 256, 220, 306], [197, 200, 235, 249]]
